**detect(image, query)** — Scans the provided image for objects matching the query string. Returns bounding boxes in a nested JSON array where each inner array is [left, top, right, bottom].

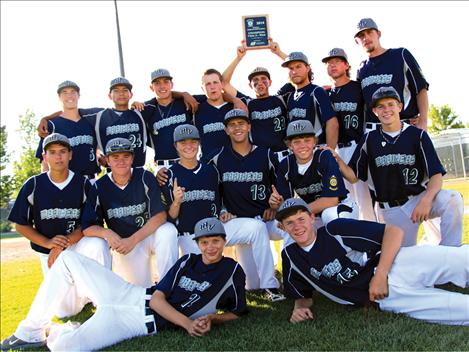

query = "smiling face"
[[196, 235, 226, 264], [175, 139, 199, 161], [372, 97, 402, 130], [43, 143, 72, 172], [288, 135, 316, 163], [225, 118, 251, 144], [108, 85, 132, 110], [106, 152, 134, 178], [249, 74, 271, 98], [279, 209, 316, 247], [58, 87, 80, 110], [150, 77, 173, 101]]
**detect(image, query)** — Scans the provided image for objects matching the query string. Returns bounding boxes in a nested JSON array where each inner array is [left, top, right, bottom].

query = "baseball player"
[[221, 42, 289, 161], [337, 87, 463, 247], [137, 69, 194, 171], [161, 124, 281, 301], [354, 18, 429, 131], [209, 109, 286, 300], [322, 48, 375, 221], [81, 137, 179, 287], [278, 52, 339, 149], [276, 197, 468, 326], [1, 218, 247, 351], [8, 133, 111, 317], [35, 81, 100, 180], [38, 77, 148, 168], [269, 120, 358, 229]]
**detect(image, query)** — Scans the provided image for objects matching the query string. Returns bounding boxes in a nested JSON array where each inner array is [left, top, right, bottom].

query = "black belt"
[[156, 158, 179, 166], [337, 142, 353, 149], [378, 197, 410, 209], [145, 287, 156, 334]]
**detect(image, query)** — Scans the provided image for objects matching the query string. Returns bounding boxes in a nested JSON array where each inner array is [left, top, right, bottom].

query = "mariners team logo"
[[180, 127, 193, 136], [292, 122, 306, 132], [199, 221, 215, 231], [329, 175, 338, 191]]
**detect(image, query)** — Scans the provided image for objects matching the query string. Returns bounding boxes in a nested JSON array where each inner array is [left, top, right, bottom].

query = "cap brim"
[[151, 76, 173, 83], [354, 27, 378, 37], [281, 59, 308, 68], [193, 233, 226, 241], [223, 115, 250, 126], [110, 83, 133, 91], [44, 140, 71, 150], [57, 86, 79, 94], [285, 132, 316, 141], [321, 56, 348, 63], [248, 72, 270, 81], [275, 204, 311, 221], [106, 149, 134, 156]]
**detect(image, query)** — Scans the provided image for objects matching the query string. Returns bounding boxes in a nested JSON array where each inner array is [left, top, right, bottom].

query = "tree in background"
[[12, 109, 41, 197], [0, 125, 12, 208], [428, 104, 465, 133]]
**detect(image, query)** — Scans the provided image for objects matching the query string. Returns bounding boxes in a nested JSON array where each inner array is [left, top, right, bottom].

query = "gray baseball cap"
[[173, 124, 200, 143], [151, 68, 173, 83], [224, 109, 250, 126], [276, 197, 311, 221], [57, 80, 80, 94], [285, 120, 316, 140], [43, 133, 71, 151], [193, 217, 226, 240], [371, 86, 401, 107], [110, 77, 133, 92], [354, 18, 379, 37], [322, 48, 348, 63], [248, 67, 271, 81], [105, 137, 134, 155], [281, 52, 309, 67]]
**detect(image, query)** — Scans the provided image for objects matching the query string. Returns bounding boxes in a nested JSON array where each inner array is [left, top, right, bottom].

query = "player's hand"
[[37, 118, 50, 138], [290, 307, 314, 324], [46, 235, 70, 249], [172, 178, 185, 205], [194, 315, 212, 334], [368, 271, 389, 301], [232, 97, 248, 113], [98, 153, 108, 167], [180, 92, 199, 113], [237, 42, 247, 59], [47, 247, 64, 268], [411, 197, 432, 223], [322, 85, 332, 90], [105, 231, 122, 251], [219, 212, 236, 223], [268, 38, 281, 55], [319, 145, 340, 161], [269, 185, 283, 210], [185, 319, 206, 337], [262, 208, 277, 221], [115, 237, 137, 255], [156, 167, 169, 186], [131, 101, 145, 112]]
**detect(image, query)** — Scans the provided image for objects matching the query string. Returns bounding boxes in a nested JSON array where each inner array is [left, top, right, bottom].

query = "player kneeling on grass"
[[276, 197, 469, 326], [7, 133, 110, 318], [333, 86, 463, 247], [80, 137, 178, 287], [1, 217, 247, 351], [269, 119, 358, 229]]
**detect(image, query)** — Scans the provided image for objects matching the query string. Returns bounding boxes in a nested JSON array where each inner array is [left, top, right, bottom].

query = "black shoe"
[[263, 288, 286, 302], [0, 335, 46, 351]]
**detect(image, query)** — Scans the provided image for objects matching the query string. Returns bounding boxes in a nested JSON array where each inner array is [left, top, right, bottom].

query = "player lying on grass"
[[276, 197, 469, 325], [1, 218, 247, 351]]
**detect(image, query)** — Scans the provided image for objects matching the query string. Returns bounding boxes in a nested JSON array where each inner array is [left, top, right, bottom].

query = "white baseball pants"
[[37, 237, 111, 319], [15, 251, 150, 351], [377, 189, 463, 247], [378, 245, 469, 325], [178, 217, 278, 290], [112, 222, 179, 287]]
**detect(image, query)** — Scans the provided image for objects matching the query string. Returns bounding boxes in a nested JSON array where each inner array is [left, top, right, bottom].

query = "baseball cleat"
[[263, 288, 286, 302], [0, 335, 46, 351]]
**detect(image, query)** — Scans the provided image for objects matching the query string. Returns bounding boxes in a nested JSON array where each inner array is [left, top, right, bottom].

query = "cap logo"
[[199, 221, 215, 231], [284, 200, 296, 208], [180, 127, 193, 135], [358, 19, 368, 28], [292, 123, 306, 132], [331, 49, 339, 55]]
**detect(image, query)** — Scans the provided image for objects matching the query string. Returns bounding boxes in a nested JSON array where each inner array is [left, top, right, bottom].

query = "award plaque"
[[242, 14, 270, 50]]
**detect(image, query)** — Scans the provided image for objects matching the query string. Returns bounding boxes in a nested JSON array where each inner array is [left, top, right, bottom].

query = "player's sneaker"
[[263, 288, 286, 302], [0, 335, 46, 351]]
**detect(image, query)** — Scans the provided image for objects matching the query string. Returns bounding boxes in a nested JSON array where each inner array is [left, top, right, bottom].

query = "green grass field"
[[1, 179, 468, 350]]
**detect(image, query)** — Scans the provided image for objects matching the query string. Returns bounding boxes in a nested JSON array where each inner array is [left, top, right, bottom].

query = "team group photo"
[[1, 1, 468, 351]]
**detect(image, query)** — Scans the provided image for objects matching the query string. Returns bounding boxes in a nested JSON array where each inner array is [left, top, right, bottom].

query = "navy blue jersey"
[[153, 253, 247, 329], [35, 117, 100, 177], [142, 98, 193, 161], [357, 48, 429, 122], [81, 168, 164, 238], [161, 162, 221, 234], [282, 218, 385, 306], [327, 80, 365, 144], [349, 124, 445, 203], [210, 145, 277, 217], [276, 150, 348, 204], [81, 108, 147, 167], [8, 172, 91, 254], [193, 95, 235, 159]]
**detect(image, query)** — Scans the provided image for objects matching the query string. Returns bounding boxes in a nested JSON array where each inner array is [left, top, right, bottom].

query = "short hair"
[[202, 68, 223, 83]]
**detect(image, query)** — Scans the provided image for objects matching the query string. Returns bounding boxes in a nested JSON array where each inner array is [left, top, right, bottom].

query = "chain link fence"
[[431, 128, 469, 179]]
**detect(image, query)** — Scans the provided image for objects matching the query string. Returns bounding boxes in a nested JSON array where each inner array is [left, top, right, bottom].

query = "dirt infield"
[[1, 238, 36, 262]]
